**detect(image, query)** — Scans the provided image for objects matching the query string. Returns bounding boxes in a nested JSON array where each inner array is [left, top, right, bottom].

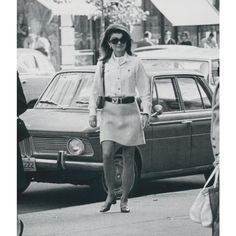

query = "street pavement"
[[19, 189, 211, 236]]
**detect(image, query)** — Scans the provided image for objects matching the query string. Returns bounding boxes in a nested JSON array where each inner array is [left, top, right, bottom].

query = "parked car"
[[20, 66, 214, 196], [134, 44, 198, 53], [17, 48, 56, 108], [135, 46, 219, 90]]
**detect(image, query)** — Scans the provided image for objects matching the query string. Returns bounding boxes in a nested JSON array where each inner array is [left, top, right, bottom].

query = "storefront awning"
[[151, 0, 219, 26], [37, 0, 98, 16]]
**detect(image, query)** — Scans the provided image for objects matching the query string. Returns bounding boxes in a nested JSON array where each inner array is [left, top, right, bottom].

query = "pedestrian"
[[136, 31, 154, 48], [164, 30, 176, 45], [210, 82, 219, 236], [200, 32, 218, 48], [24, 30, 51, 58], [17, 71, 30, 235], [17, 13, 28, 48], [179, 31, 192, 45], [89, 24, 151, 213], [34, 32, 51, 58]]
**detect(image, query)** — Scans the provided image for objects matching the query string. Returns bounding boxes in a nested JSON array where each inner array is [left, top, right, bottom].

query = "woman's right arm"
[[89, 61, 102, 117]]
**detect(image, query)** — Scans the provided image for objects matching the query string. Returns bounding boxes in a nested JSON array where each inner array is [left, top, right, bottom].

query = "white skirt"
[[100, 101, 145, 146]]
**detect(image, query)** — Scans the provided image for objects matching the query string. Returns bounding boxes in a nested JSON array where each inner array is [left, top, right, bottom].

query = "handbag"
[[209, 181, 219, 235], [17, 118, 30, 142], [96, 61, 105, 109], [189, 165, 219, 227]]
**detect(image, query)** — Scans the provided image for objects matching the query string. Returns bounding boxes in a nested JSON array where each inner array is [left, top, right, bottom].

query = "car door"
[[176, 76, 214, 168], [149, 76, 191, 175]]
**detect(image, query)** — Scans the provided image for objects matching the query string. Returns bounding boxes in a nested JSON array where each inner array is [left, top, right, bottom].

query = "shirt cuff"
[[89, 108, 97, 116], [142, 103, 152, 116]]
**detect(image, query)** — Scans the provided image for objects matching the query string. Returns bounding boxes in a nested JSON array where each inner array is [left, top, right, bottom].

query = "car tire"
[[91, 153, 139, 200]]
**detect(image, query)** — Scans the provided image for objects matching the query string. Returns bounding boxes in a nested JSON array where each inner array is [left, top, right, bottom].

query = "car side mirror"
[[151, 104, 163, 117]]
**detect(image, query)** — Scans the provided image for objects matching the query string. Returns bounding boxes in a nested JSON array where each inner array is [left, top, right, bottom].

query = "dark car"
[[20, 66, 214, 196]]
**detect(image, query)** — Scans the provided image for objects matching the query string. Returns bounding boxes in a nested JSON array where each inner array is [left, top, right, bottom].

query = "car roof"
[[57, 65, 96, 74], [17, 48, 46, 56], [134, 45, 198, 52], [56, 67, 204, 78], [150, 69, 204, 77], [136, 46, 219, 61]]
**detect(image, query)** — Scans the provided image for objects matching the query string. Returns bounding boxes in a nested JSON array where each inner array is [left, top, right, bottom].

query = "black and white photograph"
[[2, 0, 229, 235]]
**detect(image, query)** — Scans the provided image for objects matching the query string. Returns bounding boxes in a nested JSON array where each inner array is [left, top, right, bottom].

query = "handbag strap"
[[101, 60, 105, 96], [213, 165, 219, 188], [203, 165, 219, 190]]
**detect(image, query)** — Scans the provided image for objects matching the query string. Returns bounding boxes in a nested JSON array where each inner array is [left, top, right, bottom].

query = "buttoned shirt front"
[[89, 52, 152, 116]]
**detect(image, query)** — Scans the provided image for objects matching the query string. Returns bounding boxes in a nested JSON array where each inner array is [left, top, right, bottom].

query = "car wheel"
[[91, 153, 139, 200]]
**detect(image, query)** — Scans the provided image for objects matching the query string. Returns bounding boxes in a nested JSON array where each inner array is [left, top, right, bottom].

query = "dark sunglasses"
[[109, 37, 127, 44]]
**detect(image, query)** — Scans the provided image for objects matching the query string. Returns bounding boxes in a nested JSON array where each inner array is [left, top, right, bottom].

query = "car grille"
[[20, 136, 94, 157]]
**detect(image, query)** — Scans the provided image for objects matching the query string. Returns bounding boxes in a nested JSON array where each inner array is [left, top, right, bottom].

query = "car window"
[[197, 81, 212, 109], [36, 72, 94, 108], [177, 77, 211, 110], [18, 55, 40, 74], [153, 78, 180, 112]]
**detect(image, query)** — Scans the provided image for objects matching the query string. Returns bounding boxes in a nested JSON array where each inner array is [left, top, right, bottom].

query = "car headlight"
[[67, 138, 85, 155]]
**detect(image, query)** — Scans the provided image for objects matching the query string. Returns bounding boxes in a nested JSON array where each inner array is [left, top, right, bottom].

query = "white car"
[[17, 48, 56, 107], [135, 46, 219, 90]]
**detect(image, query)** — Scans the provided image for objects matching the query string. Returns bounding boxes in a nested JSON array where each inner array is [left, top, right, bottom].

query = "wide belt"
[[105, 96, 135, 104]]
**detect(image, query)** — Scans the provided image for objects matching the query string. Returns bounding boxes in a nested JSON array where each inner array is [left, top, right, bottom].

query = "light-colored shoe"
[[100, 196, 117, 213], [120, 201, 130, 213]]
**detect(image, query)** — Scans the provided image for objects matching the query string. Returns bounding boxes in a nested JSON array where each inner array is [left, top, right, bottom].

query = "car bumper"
[[23, 151, 103, 172]]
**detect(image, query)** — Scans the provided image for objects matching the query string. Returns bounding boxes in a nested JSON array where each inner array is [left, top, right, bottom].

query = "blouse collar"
[[111, 52, 128, 65]]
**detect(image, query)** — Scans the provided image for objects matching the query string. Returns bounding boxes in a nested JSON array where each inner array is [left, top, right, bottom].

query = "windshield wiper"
[[39, 100, 66, 109]]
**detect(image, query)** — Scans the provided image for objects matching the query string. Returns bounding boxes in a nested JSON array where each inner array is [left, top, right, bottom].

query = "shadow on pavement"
[[18, 175, 205, 214]]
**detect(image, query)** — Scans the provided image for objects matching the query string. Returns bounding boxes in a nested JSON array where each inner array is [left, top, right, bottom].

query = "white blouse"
[[89, 52, 152, 116]]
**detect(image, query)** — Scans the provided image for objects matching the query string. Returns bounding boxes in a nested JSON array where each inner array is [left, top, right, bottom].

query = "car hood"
[[20, 108, 100, 134]]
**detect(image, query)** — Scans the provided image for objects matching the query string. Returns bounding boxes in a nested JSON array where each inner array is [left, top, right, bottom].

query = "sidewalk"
[[19, 189, 211, 236]]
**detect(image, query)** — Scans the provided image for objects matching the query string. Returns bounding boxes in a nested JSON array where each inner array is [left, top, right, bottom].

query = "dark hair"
[[144, 31, 151, 38], [36, 47, 48, 56], [180, 32, 188, 38], [209, 32, 214, 38], [100, 28, 133, 62]]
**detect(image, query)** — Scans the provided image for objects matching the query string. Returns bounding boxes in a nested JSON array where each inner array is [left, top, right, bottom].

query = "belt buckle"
[[112, 98, 120, 104]]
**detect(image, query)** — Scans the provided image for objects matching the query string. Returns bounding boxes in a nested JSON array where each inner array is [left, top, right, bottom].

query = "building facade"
[[17, 0, 219, 69]]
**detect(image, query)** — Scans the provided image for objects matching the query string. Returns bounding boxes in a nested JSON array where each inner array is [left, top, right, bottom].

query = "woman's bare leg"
[[102, 141, 116, 201], [121, 146, 135, 203]]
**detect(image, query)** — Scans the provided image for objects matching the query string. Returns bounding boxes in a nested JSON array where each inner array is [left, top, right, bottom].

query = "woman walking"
[[89, 24, 151, 213]]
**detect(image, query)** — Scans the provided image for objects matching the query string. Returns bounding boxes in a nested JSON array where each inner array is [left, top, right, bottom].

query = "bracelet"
[[141, 113, 149, 117]]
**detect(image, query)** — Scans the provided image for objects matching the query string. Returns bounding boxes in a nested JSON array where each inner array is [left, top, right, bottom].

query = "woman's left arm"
[[135, 59, 152, 116]]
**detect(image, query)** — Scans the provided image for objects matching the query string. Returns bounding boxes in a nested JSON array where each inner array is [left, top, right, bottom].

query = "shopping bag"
[[189, 166, 219, 227]]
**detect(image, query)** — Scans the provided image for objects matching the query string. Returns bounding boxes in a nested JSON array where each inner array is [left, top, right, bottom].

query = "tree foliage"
[[86, 0, 149, 26]]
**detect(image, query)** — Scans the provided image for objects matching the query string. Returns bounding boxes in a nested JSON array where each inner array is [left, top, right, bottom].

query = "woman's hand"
[[141, 114, 149, 129], [89, 115, 97, 128]]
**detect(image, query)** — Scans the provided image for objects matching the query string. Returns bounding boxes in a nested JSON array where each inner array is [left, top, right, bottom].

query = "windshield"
[[141, 59, 209, 78], [36, 72, 94, 109]]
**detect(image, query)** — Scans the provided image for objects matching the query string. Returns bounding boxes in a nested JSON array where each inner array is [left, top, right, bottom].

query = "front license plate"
[[22, 157, 36, 172]]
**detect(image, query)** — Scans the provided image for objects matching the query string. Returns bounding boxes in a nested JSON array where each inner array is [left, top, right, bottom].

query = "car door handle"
[[182, 120, 192, 124], [21, 80, 26, 84]]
